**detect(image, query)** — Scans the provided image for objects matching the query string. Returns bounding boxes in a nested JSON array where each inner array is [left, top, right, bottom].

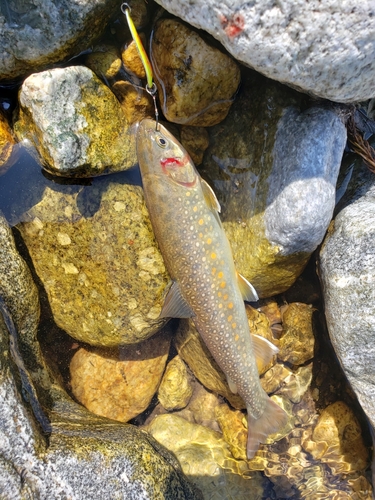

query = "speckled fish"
[[136, 118, 288, 458]]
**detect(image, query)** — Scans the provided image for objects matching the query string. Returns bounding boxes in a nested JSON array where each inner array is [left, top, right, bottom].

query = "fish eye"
[[156, 136, 168, 148]]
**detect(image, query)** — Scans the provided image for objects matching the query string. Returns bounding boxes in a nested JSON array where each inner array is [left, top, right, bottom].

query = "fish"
[[136, 118, 288, 458]]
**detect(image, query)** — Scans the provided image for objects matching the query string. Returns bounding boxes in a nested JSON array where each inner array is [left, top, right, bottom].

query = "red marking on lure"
[[219, 12, 245, 38]]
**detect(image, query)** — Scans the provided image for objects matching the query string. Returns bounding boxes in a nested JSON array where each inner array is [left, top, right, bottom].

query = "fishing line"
[[121, 3, 159, 130]]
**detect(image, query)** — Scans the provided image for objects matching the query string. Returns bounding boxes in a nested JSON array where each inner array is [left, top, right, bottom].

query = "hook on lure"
[[121, 3, 159, 130]]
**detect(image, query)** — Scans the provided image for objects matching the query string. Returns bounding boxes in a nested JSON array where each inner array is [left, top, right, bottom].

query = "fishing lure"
[[121, 3, 159, 129]]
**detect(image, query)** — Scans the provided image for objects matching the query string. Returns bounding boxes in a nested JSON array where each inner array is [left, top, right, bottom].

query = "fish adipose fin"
[[237, 272, 259, 302], [159, 281, 194, 319], [251, 334, 278, 372], [247, 397, 288, 459]]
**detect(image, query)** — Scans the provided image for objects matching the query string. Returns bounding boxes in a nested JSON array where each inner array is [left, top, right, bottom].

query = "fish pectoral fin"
[[201, 179, 221, 213], [246, 396, 288, 459], [252, 334, 278, 372], [226, 376, 238, 394], [159, 281, 194, 319], [237, 272, 259, 302]]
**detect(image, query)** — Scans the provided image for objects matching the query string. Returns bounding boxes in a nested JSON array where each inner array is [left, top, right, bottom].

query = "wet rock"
[[70, 328, 171, 422], [151, 18, 240, 126], [302, 401, 369, 474], [176, 382, 221, 432], [180, 126, 210, 166], [175, 318, 245, 409], [0, 0, 120, 82], [14, 66, 137, 177], [17, 177, 170, 347], [319, 160, 375, 431], [122, 38, 147, 79], [158, 355, 194, 411], [277, 364, 313, 404], [85, 44, 122, 81], [147, 413, 266, 499], [0, 111, 19, 175], [200, 71, 346, 297], [154, 0, 375, 103], [278, 303, 315, 365], [215, 403, 248, 460], [112, 80, 154, 125]]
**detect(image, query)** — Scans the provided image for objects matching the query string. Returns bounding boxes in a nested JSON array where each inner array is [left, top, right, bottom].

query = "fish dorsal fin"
[[226, 375, 238, 394], [159, 281, 194, 319], [252, 334, 278, 372], [201, 179, 221, 213], [237, 272, 259, 302]]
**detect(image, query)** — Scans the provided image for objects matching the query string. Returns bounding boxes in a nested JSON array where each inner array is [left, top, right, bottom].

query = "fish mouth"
[[160, 155, 197, 187]]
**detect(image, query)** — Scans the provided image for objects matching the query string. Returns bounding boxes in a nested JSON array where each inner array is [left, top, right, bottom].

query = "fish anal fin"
[[159, 281, 194, 319], [252, 334, 278, 373], [226, 375, 238, 394], [237, 272, 259, 302], [201, 178, 221, 213], [247, 397, 288, 459]]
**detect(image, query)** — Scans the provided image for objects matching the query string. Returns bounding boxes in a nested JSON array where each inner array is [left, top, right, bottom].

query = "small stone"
[[180, 126, 209, 166], [121, 37, 147, 79], [158, 355, 194, 411], [176, 382, 221, 432], [278, 303, 315, 365], [151, 18, 240, 126], [0, 112, 19, 175], [112, 80, 154, 125], [302, 401, 369, 474], [277, 364, 313, 404], [85, 44, 122, 81], [260, 363, 292, 395], [70, 328, 171, 423], [215, 403, 247, 460]]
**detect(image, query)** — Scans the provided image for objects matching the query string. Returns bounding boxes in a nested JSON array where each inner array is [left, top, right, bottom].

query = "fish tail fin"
[[246, 396, 288, 459]]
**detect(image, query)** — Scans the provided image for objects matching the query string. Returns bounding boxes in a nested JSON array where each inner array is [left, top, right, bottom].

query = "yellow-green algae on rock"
[[158, 355, 194, 411], [17, 178, 170, 347], [278, 303, 315, 365]]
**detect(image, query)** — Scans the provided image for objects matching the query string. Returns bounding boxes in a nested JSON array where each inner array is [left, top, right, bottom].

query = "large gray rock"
[[0, 0, 120, 82], [155, 0, 375, 103], [319, 161, 375, 429]]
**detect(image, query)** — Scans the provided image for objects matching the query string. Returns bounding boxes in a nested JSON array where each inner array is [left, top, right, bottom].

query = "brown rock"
[[278, 303, 315, 365], [85, 44, 122, 81], [112, 80, 154, 125], [158, 355, 194, 411], [70, 328, 171, 422], [0, 112, 19, 175], [151, 18, 240, 126], [180, 126, 209, 166], [121, 37, 147, 79]]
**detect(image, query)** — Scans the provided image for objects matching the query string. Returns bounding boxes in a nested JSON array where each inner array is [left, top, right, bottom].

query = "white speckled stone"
[[155, 0, 375, 103], [319, 166, 375, 428]]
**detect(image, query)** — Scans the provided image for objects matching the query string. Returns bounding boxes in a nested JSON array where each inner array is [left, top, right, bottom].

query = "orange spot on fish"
[[218, 292, 222, 297], [212, 267, 217, 275], [219, 303, 223, 309], [217, 271, 223, 279], [228, 302, 233, 309], [199, 232, 203, 238], [220, 281, 226, 288], [235, 334, 239, 341], [232, 322, 237, 329], [206, 238, 212, 244], [199, 219, 204, 225], [228, 315, 233, 322], [186, 191, 191, 196], [223, 294, 228, 300], [193, 206, 198, 212], [211, 252, 217, 259]]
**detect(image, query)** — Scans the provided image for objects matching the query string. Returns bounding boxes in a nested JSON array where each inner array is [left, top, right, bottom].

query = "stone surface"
[[147, 414, 266, 500], [70, 328, 171, 422], [200, 71, 346, 297], [278, 303, 315, 365], [180, 126, 210, 166], [112, 80, 154, 125], [150, 18, 240, 126], [0, 0, 120, 82], [319, 159, 375, 431], [85, 44, 122, 82], [154, 0, 375, 103], [17, 175, 170, 347], [158, 355, 194, 411], [0, 111, 19, 175], [14, 66, 137, 177], [122, 38, 147, 79]]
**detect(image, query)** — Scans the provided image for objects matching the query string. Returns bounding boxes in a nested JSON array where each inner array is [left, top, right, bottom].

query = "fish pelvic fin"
[[246, 397, 288, 459], [237, 272, 259, 302], [159, 281, 194, 319], [252, 334, 278, 373]]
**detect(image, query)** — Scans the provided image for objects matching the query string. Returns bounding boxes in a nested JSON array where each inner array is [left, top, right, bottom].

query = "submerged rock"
[[0, 0, 120, 82], [14, 66, 137, 177], [70, 328, 171, 422], [158, 355, 194, 411], [0, 111, 19, 175], [154, 0, 375, 103], [200, 71, 346, 297], [17, 176, 170, 347], [85, 44, 122, 82], [151, 18, 240, 126]]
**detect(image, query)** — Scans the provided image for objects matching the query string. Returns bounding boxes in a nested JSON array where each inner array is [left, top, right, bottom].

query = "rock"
[[154, 0, 375, 103], [147, 413, 266, 499], [319, 159, 375, 431], [112, 80, 154, 125], [200, 71, 346, 297], [0, 111, 19, 175], [17, 176, 170, 347], [180, 126, 209, 166], [278, 303, 315, 365], [176, 382, 221, 432], [158, 355, 194, 411], [215, 404, 248, 461], [302, 401, 369, 474], [122, 38, 147, 79], [70, 328, 171, 422], [150, 18, 240, 126], [0, 0, 120, 82], [14, 66, 137, 177], [85, 44, 122, 81]]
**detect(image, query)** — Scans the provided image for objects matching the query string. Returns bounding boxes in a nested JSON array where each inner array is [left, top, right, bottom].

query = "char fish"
[[136, 118, 287, 458]]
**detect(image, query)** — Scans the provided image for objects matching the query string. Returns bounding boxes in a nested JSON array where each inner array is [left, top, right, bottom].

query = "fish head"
[[137, 118, 198, 188]]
